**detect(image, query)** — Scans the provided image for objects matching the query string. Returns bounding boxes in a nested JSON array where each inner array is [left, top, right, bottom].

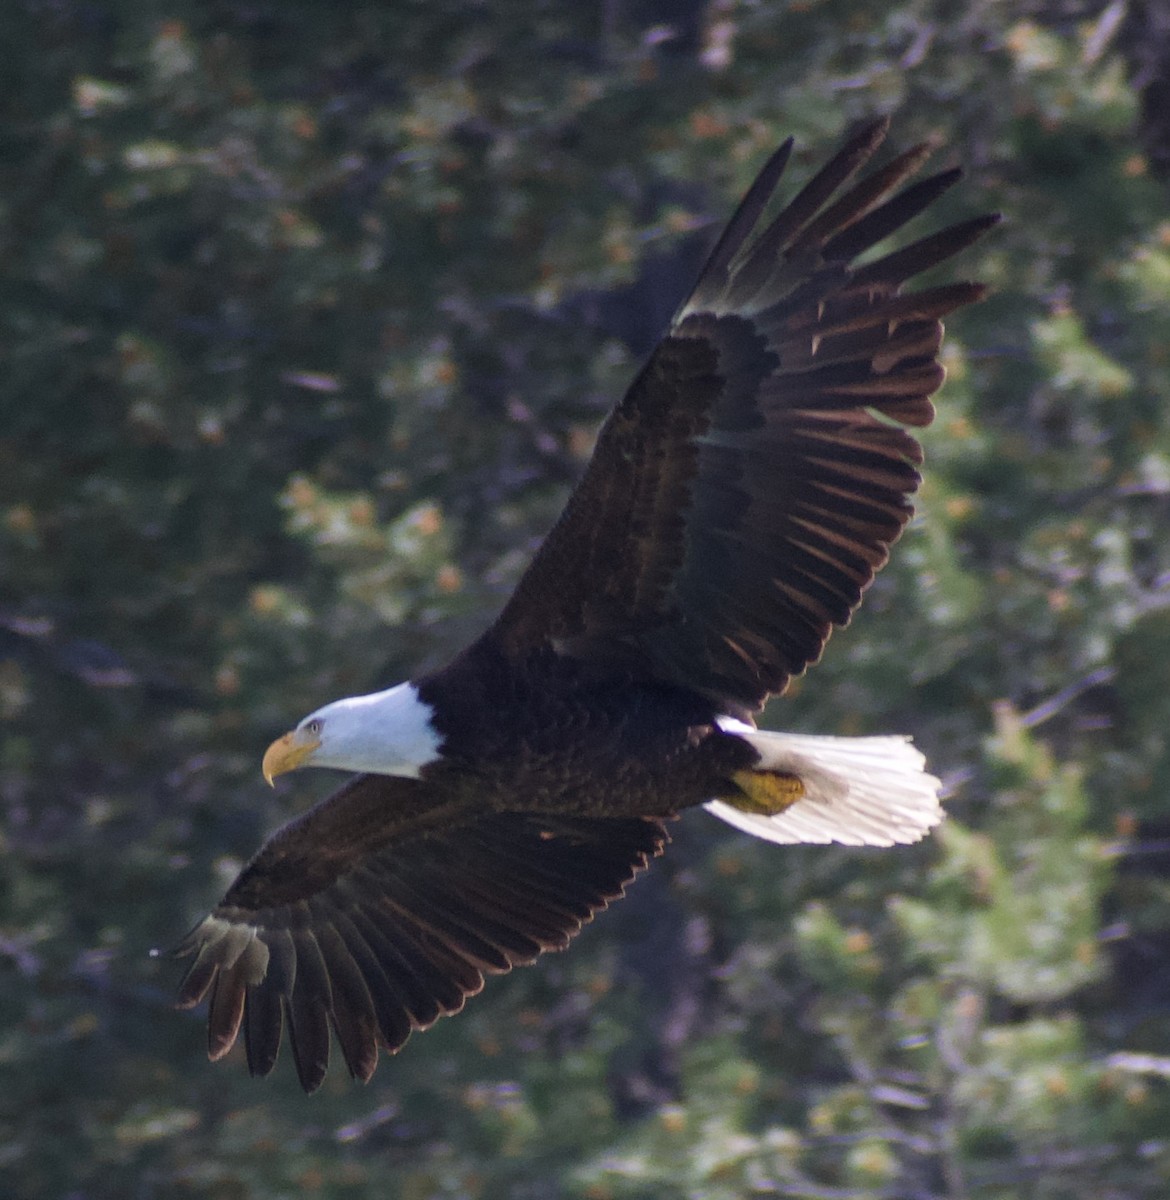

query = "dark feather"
[[819, 166, 962, 262], [692, 137, 795, 304], [207, 969, 246, 1061], [287, 927, 333, 1092], [243, 980, 283, 1077], [853, 214, 1000, 290]]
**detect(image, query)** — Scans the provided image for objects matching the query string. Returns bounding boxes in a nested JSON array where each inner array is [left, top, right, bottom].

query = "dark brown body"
[[417, 644, 759, 819]]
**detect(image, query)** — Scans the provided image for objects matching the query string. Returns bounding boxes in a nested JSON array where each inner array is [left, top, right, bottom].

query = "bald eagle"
[[176, 118, 996, 1091]]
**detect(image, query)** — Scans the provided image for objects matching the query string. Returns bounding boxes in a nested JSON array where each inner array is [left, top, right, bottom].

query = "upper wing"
[[175, 772, 666, 1091], [486, 118, 997, 713]]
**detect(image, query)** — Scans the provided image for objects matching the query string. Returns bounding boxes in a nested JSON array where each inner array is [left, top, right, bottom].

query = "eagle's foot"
[[729, 769, 806, 815]]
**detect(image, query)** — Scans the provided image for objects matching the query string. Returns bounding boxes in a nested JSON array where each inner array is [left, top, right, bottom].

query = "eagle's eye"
[[306, 719, 323, 736]]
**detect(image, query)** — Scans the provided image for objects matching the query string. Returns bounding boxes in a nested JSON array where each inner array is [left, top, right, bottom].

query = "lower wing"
[[175, 772, 666, 1091]]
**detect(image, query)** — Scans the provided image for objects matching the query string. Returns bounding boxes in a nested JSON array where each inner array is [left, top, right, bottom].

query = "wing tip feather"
[[174, 812, 668, 1090]]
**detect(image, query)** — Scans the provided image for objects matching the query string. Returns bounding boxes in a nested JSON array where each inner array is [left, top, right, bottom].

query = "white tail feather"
[[706, 719, 943, 847]]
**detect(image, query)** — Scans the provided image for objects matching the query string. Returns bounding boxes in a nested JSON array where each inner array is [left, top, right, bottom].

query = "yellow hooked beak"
[[262, 728, 322, 786]]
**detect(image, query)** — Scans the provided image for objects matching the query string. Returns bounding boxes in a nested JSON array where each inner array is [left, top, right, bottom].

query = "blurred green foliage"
[[3, 2, 1170, 1197]]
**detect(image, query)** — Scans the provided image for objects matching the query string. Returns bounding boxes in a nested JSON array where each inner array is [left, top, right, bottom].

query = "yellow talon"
[[729, 769, 806, 815]]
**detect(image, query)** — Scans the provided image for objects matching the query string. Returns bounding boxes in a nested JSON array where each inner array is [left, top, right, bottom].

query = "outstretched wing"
[[486, 118, 997, 713], [176, 773, 666, 1091]]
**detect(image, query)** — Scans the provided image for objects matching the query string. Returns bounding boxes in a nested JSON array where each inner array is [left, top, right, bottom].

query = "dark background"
[[3, 2, 1170, 1197]]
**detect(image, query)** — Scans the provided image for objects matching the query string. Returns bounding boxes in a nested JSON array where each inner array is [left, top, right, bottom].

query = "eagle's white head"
[[261, 681, 441, 783]]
